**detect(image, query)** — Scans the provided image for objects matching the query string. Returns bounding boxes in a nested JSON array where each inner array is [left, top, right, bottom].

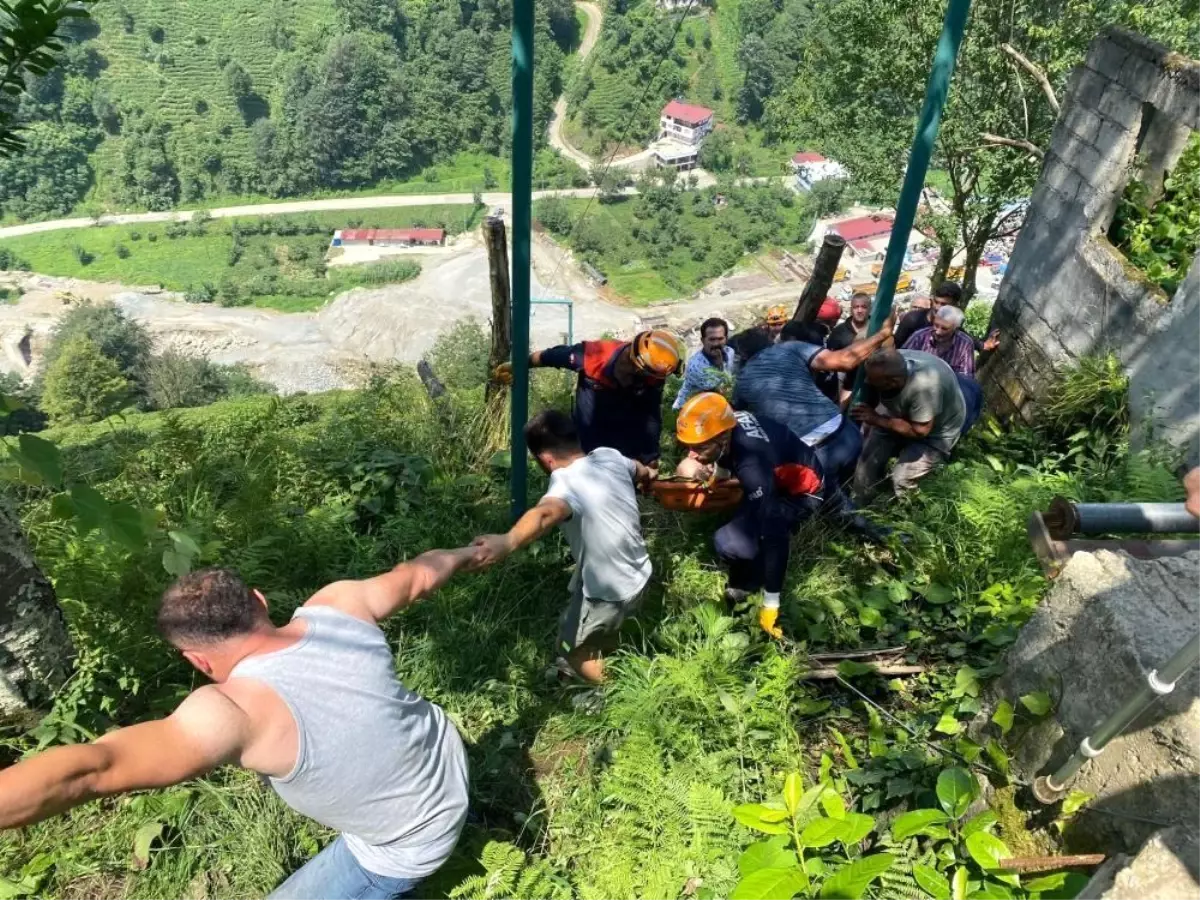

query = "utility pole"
[[510, 0, 534, 519], [794, 233, 847, 322], [484, 215, 511, 403]]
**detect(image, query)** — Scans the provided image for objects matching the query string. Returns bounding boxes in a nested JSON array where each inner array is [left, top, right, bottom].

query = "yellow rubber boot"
[[759, 593, 782, 639]]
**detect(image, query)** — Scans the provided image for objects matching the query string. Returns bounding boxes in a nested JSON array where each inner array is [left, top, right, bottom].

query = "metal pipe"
[[531, 297, 575, 346], [1034, 633, 1200, 803], [1044, 496, 1199, 539], [853, 0, 973, 400], [509, 0, 534, 520]]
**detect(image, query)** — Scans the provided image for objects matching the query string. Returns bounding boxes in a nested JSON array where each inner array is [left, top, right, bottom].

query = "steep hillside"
[[0, 0, 578, 220]]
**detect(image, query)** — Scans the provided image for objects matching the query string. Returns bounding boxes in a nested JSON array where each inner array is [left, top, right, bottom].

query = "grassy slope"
[[0, 344, 1182, 899], [539, 193, 813, 305], [0, 205, 484, 312]]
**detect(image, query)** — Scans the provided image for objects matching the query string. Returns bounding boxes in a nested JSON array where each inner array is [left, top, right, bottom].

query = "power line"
[[544, 0, 702, 293]]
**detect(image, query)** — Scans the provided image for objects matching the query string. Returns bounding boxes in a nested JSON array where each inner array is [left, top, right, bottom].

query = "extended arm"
[[309, 547, 477, 623], [531, 344, 584, 370], [0, 687, 248, 830], [471, 497, 573, 567], [810, 310, 897, 372]]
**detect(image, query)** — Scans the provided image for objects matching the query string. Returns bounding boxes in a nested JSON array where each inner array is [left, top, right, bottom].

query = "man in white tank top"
[[0, 548, 477, 899]]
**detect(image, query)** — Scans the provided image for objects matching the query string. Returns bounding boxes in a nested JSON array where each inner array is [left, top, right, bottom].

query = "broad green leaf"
[[6, 433, 63, 487], [985, 739, 1010, 781], [888, 581, 911, 603], [1060, 789, 1092, 818], [0, 875, 38, 900], [967, 881, 1014, 899], [783, 772, 803, 816], [890, 808, 951, 841], [836, 660, 875, 678], [1024, 873, 1068, 893], [914, 863, 952, 900], [936, 768, 978, 819], [838, 812, 874, 845], [718, 689, 740, 714], [820, 788, 845, 819], [69, 484, 109, 534], [965, 831, 1010, 871], [798, 817, 846, 848], [49, 493, 75, 521], [819, 853, 894, 899], [730, 866, 808, 900], [952, 866, 969, 900], [935, 711, 962, 735], [733, 803, 790, 834], [923, 583, 955, 604], [162, 549, 192, 577], [828, 727, 859, 769], [954, 666, 980, 698], [858, 606, 884, 627], [133, 820, 164, 869], [1020, 691, 1052, 716], [738, 836, 797, 877], [961, 810, 998, 838], [105, 502, 147, 551], [168, 529, 202, 557], [991, 701, 1014, 734]]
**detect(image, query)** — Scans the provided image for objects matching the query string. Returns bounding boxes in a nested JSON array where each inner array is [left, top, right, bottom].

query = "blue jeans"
[[270, 837, 422, 900], [811, 417, 863, 486]]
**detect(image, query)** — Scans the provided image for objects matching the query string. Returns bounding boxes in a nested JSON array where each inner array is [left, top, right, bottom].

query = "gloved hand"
[[758, 606, 782, 639], [493, 362, 513, 385]]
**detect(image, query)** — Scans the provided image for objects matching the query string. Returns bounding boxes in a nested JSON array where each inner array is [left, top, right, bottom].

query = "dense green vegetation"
[[765, 0, 1199, 298], [0, 0, 580, 220], [535, 174, 820, 303], [0, 205, 483, 311], [0, 321, 1185, 897], [564, 0, 784, 174], [1110, 132, 1200, 296]]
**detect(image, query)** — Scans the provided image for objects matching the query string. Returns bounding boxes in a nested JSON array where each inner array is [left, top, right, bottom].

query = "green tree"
[[39, 302, 152, 397], [767, 0, 1198, 299], [224, 60, 253, 98], [40, 335, 132, 424]]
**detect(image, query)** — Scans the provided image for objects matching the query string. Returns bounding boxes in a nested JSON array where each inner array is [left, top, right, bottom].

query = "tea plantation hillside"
[[0, 0, 578, 220]]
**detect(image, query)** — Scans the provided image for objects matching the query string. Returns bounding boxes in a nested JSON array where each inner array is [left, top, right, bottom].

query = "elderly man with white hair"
[[901, 304, 983, 377]]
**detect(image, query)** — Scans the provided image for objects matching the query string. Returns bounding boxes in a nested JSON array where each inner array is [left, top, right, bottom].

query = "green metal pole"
[[510, 0, 534, 519], [860, 0, 973, 349]]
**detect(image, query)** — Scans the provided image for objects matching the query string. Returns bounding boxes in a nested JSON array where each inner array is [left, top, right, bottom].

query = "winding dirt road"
[[548, 2, 603, 170]]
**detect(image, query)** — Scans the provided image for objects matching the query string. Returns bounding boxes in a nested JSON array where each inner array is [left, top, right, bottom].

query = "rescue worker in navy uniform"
[[675, 392, 841, 638], [498, 330, 682, 469]]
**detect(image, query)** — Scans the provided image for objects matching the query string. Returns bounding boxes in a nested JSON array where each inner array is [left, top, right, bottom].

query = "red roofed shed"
[[661, 99, 714, 127], [792, 151, 826, 165], [335, 228, 445, 247], [830, 215, 894, 242]]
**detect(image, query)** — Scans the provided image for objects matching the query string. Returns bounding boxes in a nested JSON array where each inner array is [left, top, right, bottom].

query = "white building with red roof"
[[659, 100, 714, 145], [331, 227, 446, 248], [790, 151, 848, 191]]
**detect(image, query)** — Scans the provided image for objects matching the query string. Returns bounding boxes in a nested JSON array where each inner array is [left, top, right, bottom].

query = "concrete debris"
[[990, 549, 1200, 852]]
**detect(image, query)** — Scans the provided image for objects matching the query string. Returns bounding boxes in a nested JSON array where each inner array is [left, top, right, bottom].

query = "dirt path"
[[548, 2, 603, 170]]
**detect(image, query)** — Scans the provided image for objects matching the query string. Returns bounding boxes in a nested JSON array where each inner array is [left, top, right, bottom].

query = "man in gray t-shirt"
[[471, 409, 653, 683], [850, 349, 967, 501]]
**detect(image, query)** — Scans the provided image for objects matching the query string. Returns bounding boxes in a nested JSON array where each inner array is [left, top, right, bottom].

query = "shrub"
[[0, 247, 30, 270], [148, 24, 165, 43], [72, 245, 94, 265], [143, 352, 270, 410], [184, 283, 217, 303], [427, 318, 490, 391], [115, 243, 131, 259], [129, 230, 142, 241], [40, 302, 152, 394], [423, 167, 439, 183], [40, 336, 132, 424], [147, 232, 158, 242], [188, 209, 212, 236], [164, 222, 187, 239]]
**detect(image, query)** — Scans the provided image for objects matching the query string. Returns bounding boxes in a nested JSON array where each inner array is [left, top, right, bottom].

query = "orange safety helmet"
[[676, 392, 737, 445], [765, 304, 789, 326], [631, 330, 682, 378]]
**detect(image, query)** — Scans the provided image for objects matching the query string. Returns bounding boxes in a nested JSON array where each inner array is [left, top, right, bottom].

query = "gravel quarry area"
[[0, 237, 643, 394]]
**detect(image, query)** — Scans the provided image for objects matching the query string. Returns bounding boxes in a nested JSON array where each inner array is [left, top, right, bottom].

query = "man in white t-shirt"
[[470, 409, 654, 682]]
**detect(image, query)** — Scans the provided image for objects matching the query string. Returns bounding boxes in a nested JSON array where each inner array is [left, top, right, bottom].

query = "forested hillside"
[[0, 0, 577, 219]]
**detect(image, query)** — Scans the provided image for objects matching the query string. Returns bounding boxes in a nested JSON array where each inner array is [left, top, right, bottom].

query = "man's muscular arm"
[[0, 687, 249, 830], [307, 547, 477, 624]]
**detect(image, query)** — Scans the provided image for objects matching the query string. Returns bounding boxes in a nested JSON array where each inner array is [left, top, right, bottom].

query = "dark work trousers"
[[811, 417, 863, 487], [713, 495, 820, 593]]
